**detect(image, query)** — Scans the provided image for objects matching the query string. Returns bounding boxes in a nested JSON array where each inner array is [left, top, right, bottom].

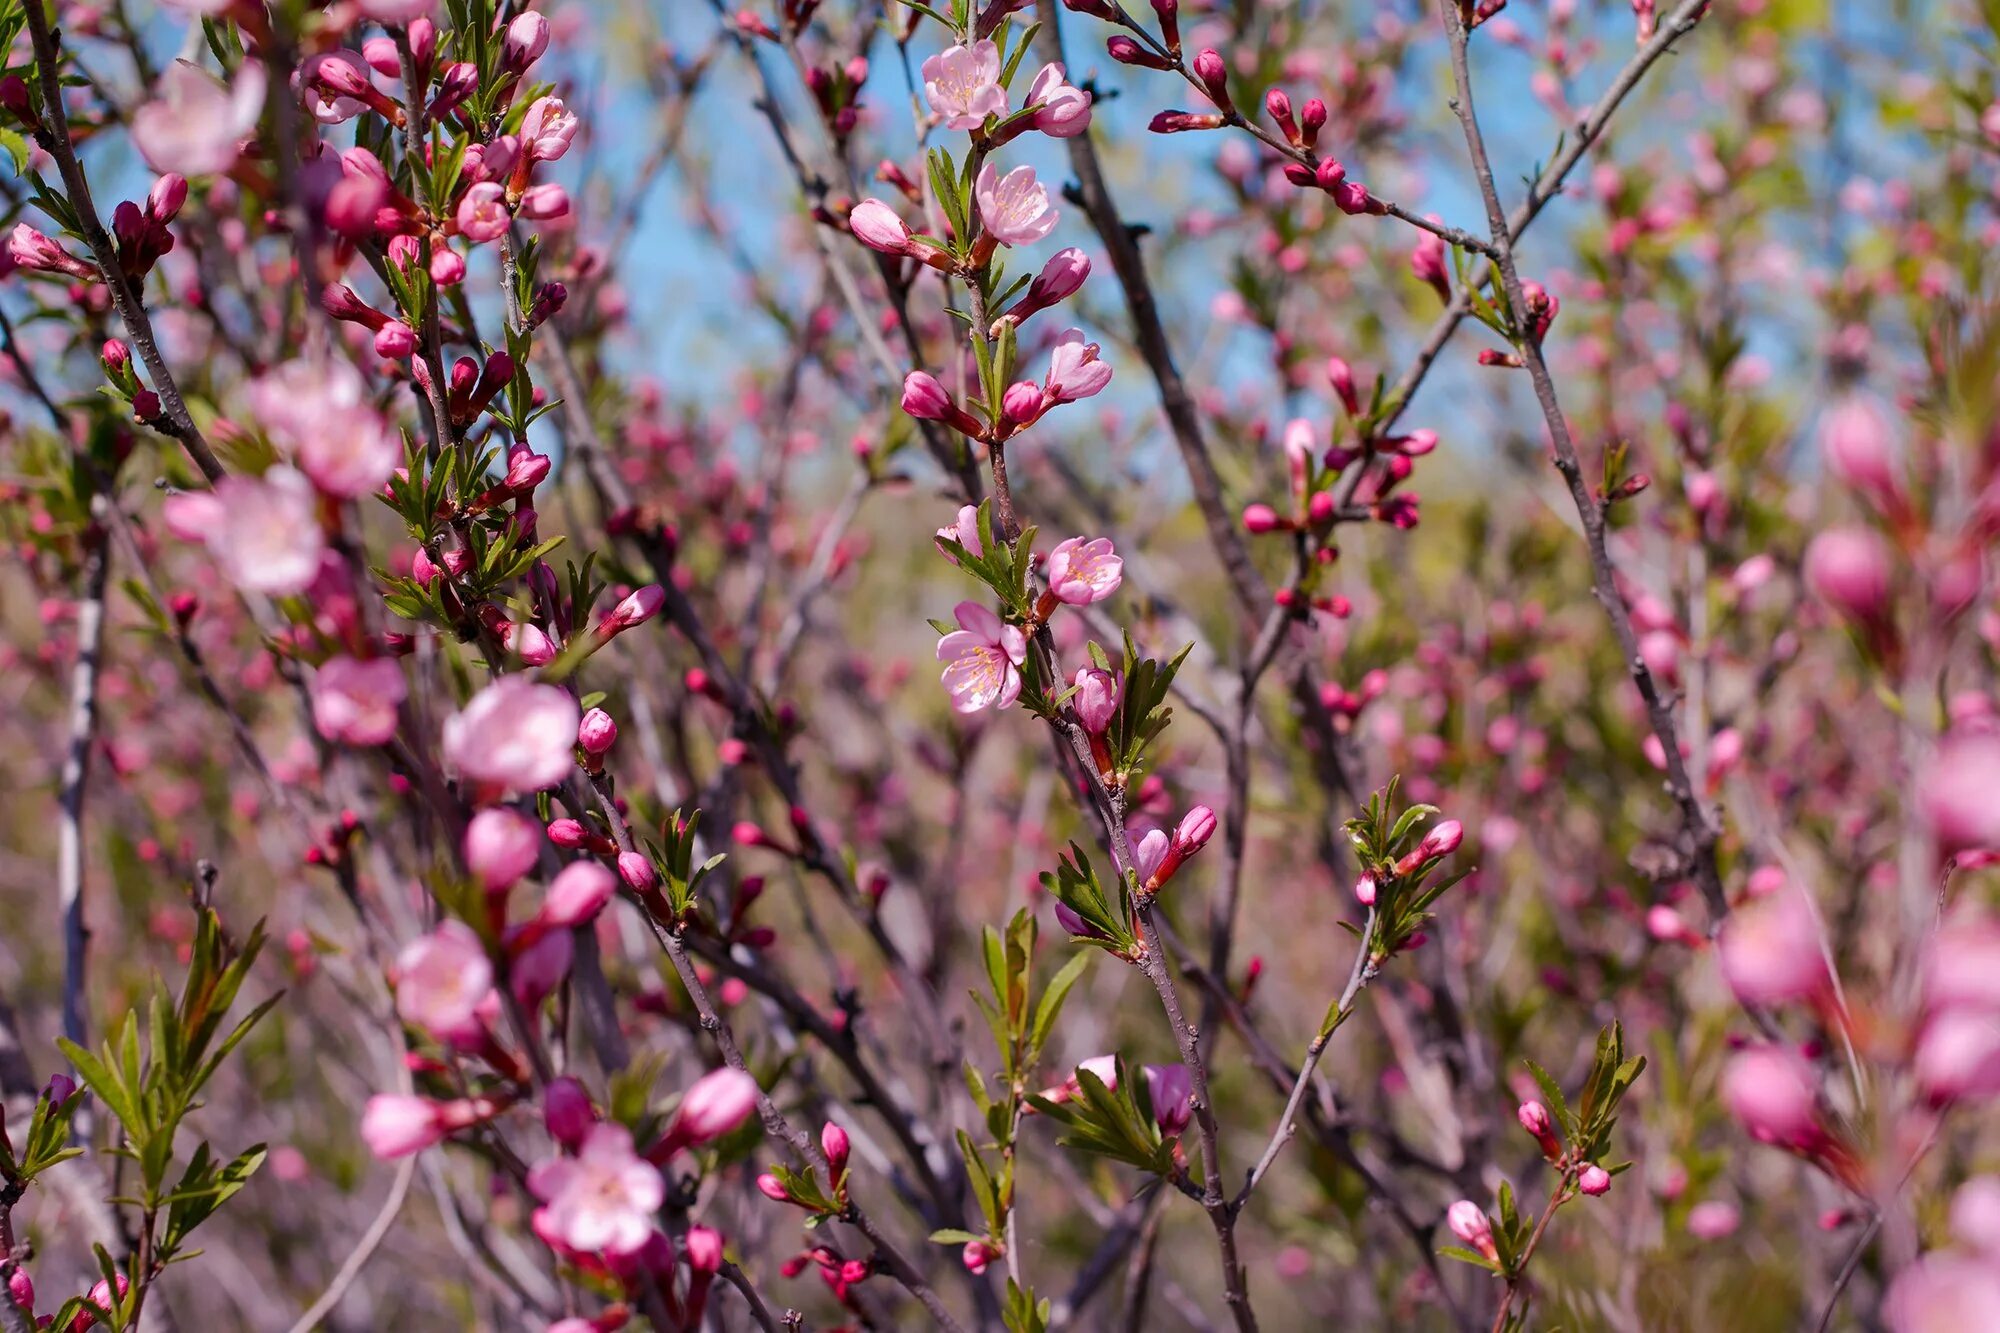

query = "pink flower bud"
[[1804, 527, 1892, 622], [147, 172, 188, 222], [546, 818, 592, 849], [543, 860, 617, 927], [578, 707, 618, 757], [373, 320, 417, 359], [1717, 888, 1826, 1005], [684, 1226, 725, 1274], [1819, 395, 1903, 509], [617, 851, 659, 892], [1419, 819, 1463, 859], [1071, 666, 1120, 734], [1001, 380, 1045, 426], [900, 370, 952, 421], [1578, 1164, 1612, 1196], [503, 11, 551, 70], [1242, 503, 1284, 534], [821, 1121, 851, 1179], [756, 1173, 791, 1202], [1721, 1045, 1820, 1147], [1354, 874, 1376, 906], [7, 1265, 31, 1313], [1446, 1200, 1497, 1260], [848, 198, 913, 255], [1175, 805, 1217, 854], [1517, 1100, 1553, 1138], [543, 1076, 596, 1148], [603, 584, 665, 634], [517, 184, 570, 221], [361, 1093, 446, 1159], [1145, 1063, 1193, 1137], [1923, 734, 2000, 853], [670, 1068, 760, 1150], [464, 807, 541, 893]]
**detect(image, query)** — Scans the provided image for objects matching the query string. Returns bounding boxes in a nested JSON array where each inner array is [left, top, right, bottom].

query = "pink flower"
[[934, 504, 984, 563], [359, 1094, 444, 1159], [976, 162, 1058, 247], [248, 357, 402, 498], [358, 0, 434, 19], [395, 920, 493, 1043], [1686, 1201, 1740, 1239], [850, 199, 915, 255], [1131, 828, 1170, 883], [164, 466, 326, 595], [311, 656, 406, 747], [298, 50, 375, 123], [1924, 736, 2000, 853], [1914, 1008, 2000, 1103], [131, 60, 266, 177], [1804, 527, 1892, 621], [578, 708, 618, 758], [1949, 1177, 2000, 1255], [936, 601, 1027, 713], [1717, 887, 1827, 1005], [1027, 62, 1092, 137], [457, 181, 511, 243], [442, 677, 582, 794], [1577, 1164, 1612, 1196], [650, 1068, 762, 1161], [464, 808, 542, 893], [1044, 328, 1112, 401], [520, 96, 579, 162], [1885, 1253, 2000, 1333], [1721, 1045, 1820, 1147], [541, 860, 617, 928], [528, 1123, 665, 1257], [1819, 394, 1904, 507], [1046, 536, 1123, 604], [1071, 666, 1119, 732], [921, 41, 1007, 129], [902, 370, 954, 420]]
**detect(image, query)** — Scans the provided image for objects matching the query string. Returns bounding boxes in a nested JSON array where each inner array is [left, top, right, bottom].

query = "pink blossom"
[[1717, 887, 1827, 1005], [902, 370, 954, 420], [131, 60, 266, 177], [652, 1068, 761, 1160], [298, 50, 375, 123], [1914, 1009, 2000, 1103], [936, 601, 1027, 713], [442, 677, 582, 794], [520, 96, 579, 161], [976, 162, 1058, 247], [1804, 527, 1892, 621], [1924, 736, 2000, 852], [1044, 329, 1113, 401], [1071, 666, 1119, 733], [395, 920, 493, 1043], [1884, 1253, 2000, 1333], [1132, 828, 1170, 883], [311, 656, 407, 747], [1144, 1063, 1192, 1137], [1819, 394, 1903, 506], [1949, 1177, 2000, 1254], [247, 357, 402, 498], [541, 860, 617, 927], [1686, 1201, 1740, 1239], [360, 1094, 445, 1159], [1721, 1045, 1820, 1146], [464, 808, 542, 893], [528, 1123, 665, 1257], [457, 182, 511, 243], [510, 929, 574, 1009], [921, 41, 1007, 129], [1027, 62, 1092, 137], [1046, 536, 1123, 605], [1578, 1164, 1612, 1196], [1446, 1200, 1496, 1260], [164, 466, 326, 595]]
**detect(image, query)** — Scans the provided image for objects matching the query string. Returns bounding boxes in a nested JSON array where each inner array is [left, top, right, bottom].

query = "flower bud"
[[1804, 527, 1892, 622], [821, 1121, 851, 1180], [578, 707, 618, 757], [617, 851, 659, 892], [1447, 1200, 1497, 1260], [900, 370, 952, 421], [543, 861, 617, 927], [542, 1076, 595, 1148], [1071, 666, 1120, 734], [463, 807, 541, 893], [1578, 1164, 1612, 1196]]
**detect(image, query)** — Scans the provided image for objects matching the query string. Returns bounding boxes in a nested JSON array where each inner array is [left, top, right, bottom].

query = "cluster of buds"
[[804, 55, 869, 138], [109, 173, 186, 281]]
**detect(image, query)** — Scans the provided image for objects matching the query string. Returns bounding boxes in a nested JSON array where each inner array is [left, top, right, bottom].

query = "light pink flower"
[[360, 1094, 444, 1159], [1685, 1201, 1740, 1239], [850, 198, 914, 255], [1804, 526, 1892, 621], [1446, 1200, 1496, 1259], [1924, 736, 2000, 853], [247, 357, 401, 498], [163, 466, 325, 595], [1914, 1008, 2000, 1103], [298, 50, 374, 124], [521, 97, 580, 161], [936, 600, 1027, 713], [652, 1068, 761, 1159], [541, 860, 617, 928], [1044, 328, 1113, 402], [1721, 1045, 1820, 1146], [922, 41, 1007, 129], [1026, 62, 1091, 137], [1949, 1177, 2000, 1255], [976, 162, 1058, 247], [464, 808, 542, 893], [395, 920, 493, 1043], [442, 677, 582, 793], [1819, 394, 1903, 507], [357, 0, 434, 19], [1132, 828, 1170, 883], [1885, 1253, 2000, 1333], [1046, 536, 1122, 605], [131, 60, 266, 177], [1717, 887, 1827, 1006], [311, 656, 406, 747], [457, 182, 511, 243], [528, 1123, 665, 1257]]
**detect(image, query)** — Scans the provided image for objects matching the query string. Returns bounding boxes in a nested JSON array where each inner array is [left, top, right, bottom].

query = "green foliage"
[[637, 808, 728, 923], [1340, 780, 1470, 978], [935, 499, 1038, 622], [0, 1082, 85, 1188], [1026, 1057, 1176, 1176], [1039, 844, 1141, 959], [56, 908, 277, 1217], [1085, 634, 1193, 786]]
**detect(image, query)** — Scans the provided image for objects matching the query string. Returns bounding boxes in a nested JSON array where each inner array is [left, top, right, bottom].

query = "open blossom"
[[395, 920, 494, 1043], [976, 162, 1059, 247], [311, 656, 407, 747], [163, 466, 325, 596], [442, 677, 582, 794], [520, 96, 579, 161], [457, 182, 512, 243], [1046, 536, 1123, 604], [131, 60, 266, 177], [922, 40, 1007, 129], [1026, 62, 1092, 137], [529, 1123, 665, 1257], [1044, 329, 1113, 401], [936, 601, 1027, 713], [247, 357, 402, 498]]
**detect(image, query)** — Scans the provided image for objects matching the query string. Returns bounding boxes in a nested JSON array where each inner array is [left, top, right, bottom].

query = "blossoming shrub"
[[0, 0, 1996, 1329]]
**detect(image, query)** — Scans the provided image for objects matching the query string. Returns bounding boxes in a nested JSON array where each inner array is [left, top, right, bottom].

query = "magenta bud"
[[546, 817, 590, 848], [100, 339, 129, 372], [1242, 502, 1284, 534], [543, 860, 617, 927], [900, 370, 952, 421], [147, 173, 188, 222], [1308, 491, 1336, 525], [543, 1076, 595, 1147], [1578, 1164, 1612, 1196], [1002, 380, 1044, 426], [373, 321, 417, 359], [578, 707, 618, 757], [1175, 805, 1217, 854], [1071, 666, 1120, 734], [821, 1121, 851, 1178], [617, 851, 659, 892]]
